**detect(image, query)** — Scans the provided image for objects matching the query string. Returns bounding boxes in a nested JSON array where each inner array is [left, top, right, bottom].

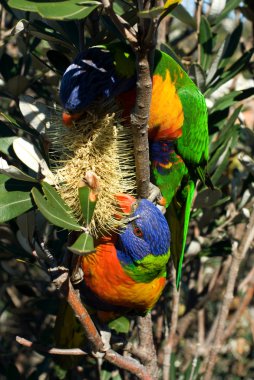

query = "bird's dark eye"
[[133, 226, 143, 238]]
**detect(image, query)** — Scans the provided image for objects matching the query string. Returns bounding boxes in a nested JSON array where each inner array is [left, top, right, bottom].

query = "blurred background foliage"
[[0, 0, 254, 379]]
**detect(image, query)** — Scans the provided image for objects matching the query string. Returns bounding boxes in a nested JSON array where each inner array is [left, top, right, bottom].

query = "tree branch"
[[137, 314, 159, 379], [131, 49, 153, 198]]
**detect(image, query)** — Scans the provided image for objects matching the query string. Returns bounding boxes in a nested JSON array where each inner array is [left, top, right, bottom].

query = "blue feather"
[[60, 47, 135, 112], [116, 199, 170, 264]]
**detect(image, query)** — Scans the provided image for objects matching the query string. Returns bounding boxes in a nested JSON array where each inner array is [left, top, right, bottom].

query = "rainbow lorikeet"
[[80, 193, 170, 322], [54, 194, 170, 362], [60, 43, 210, 287]]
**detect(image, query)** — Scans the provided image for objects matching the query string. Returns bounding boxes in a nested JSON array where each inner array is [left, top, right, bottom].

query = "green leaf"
[[0, 190, 33, 223], [108, 316, 130, 333], [68, 232, 95, 255], [211, 88, 254, 112], [0, 112, 40, 136], [36, 1, 100, 20], [9, 0, 100, 20], [0, 112, 21, 128], [189, 63, 206, 92], [0, 136, 16, 155], [0, 157, 38, 183], [209, 106, 242, 154], [209, 123, 240, 185], [8, 0, 37, 11], [171, 4, 196, 29], [199, 16, 214, 71], [138, 6, 164, 19], [206, 41, 226, 85], [78, 186, 97, 225], [205, 48, 254, 96], [214, 0, 242, 25], [32, 182, 82, 231], [27, 20, 76, 52], [219, 22, 243, 69], [13, 137, 55, 184]]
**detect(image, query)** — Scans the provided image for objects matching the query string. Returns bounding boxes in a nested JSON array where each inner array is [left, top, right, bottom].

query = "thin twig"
[[100, 0, 138, 48], [16, 336, 152, 380], [16, 336, 87, 355], [224, 279, 254, 340], [197, 267, 205, 347], [204, 209, 254, 380], [162, 268, 180, 380], [239, 267, 254, 292]]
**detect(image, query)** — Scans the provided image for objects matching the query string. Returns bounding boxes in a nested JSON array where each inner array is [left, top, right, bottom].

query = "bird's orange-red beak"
[[115, 193, 136, 215], [62, 111, 83, 126]]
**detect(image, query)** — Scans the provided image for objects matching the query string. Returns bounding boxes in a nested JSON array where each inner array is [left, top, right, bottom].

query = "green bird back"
[[150, 50, 210, 287]]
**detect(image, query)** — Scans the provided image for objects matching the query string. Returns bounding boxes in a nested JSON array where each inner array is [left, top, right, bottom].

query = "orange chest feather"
[[149, 72, 184, 140], [81, 241, 166, 312]]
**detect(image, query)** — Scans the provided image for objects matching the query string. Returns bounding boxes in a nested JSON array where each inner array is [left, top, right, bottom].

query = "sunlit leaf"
[[13, 137, 55, 184], [8, 0, 37, 11], [171, 4, 196, 28], [9, 0, 100, 20], [0, 157, 38, 182], [214, 0, 242, 25], [19, 95, 51, 134], [208, 0, 227, 20]]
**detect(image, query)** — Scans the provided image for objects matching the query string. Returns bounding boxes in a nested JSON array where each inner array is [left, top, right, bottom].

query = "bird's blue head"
[[60, 45, 136, 115], [116, 199, 170, 265]]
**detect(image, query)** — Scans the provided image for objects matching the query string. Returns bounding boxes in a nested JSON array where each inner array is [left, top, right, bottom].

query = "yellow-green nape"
[[123, 251, 170, 283]]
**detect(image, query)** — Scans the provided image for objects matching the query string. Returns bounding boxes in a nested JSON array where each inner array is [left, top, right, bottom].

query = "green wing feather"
[[177, 84, 209, 174], [167, 180, 195, 288]]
